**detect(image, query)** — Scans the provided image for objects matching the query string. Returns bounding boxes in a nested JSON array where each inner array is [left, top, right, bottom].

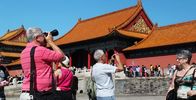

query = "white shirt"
[[92, 63, 116, 97]]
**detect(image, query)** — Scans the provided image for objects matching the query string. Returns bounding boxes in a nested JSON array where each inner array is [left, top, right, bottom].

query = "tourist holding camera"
[[20, 27, 65, 100], [92, 49, 123, 100]]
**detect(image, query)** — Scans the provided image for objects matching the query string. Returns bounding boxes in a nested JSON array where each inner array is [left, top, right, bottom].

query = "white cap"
[[62, 56, 69, 67]]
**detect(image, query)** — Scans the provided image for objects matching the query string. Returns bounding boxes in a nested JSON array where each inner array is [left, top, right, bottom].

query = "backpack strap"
[[191, 67, 196, 90], [180, 66, 193, 81], [30, 46, 37, 100], [91, 67, 95, 83], [174, 66, 193, 90]]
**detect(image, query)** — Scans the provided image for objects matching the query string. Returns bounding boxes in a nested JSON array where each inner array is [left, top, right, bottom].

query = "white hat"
[[62, 56, 69, 67]]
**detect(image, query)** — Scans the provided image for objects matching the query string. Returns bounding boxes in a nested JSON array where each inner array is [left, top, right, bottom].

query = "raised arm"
[[113, 54, 123, 72]]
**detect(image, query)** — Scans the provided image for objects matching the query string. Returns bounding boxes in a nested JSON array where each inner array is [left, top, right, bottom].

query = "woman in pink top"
[[55, 56, 73, 100]]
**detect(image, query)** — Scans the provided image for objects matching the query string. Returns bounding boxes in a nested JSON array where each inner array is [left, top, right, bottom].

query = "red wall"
[[126, 53, 196, 68], [9, 69, 22, 77]]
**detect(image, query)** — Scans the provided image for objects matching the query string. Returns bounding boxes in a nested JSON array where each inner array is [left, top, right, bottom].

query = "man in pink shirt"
[[20, 27, 65, 100]]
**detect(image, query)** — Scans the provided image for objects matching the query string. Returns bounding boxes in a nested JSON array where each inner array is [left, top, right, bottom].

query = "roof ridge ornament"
[[154, 23, 158, 28], [151, 23, 158, 32], [21, 25, 24, 29], [155, 23, 158, 27], [137, 0, 142, 7], [78, 18, 82, 23]]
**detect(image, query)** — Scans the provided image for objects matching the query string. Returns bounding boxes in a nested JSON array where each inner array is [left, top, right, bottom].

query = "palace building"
[[0, 26, 27, 75], [124, 21, 196, 67], [0, 0, 195, 76]]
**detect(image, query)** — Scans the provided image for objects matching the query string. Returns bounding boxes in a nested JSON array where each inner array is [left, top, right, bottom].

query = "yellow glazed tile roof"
[[55, 3, 143, 45], [124, 20, 196, 51]]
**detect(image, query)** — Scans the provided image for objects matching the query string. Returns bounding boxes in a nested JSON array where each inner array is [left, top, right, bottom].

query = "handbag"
[[166, 69, 178, 100], [187, 68, 196, 100], [87, 67, 97, 100], [166, 89, 177, 100]]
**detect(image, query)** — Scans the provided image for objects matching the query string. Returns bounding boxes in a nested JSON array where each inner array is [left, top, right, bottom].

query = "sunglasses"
[[176, 57, 186, 60]]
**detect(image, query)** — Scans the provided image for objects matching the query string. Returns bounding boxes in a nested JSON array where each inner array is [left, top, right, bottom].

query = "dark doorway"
[[72, 49, 88, 68], [108, 49, 115, 59]]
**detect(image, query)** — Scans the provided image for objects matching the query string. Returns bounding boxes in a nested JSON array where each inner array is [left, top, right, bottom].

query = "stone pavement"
[[76, 94, 165, 100], [6, 94, 165, 100]]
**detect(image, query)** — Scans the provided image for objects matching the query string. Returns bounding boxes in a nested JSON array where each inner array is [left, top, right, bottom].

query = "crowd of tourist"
[[5, 62, 191, 89]]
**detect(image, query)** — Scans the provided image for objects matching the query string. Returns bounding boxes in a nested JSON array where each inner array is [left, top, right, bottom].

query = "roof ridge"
[[0, 27, 24, 40], [116, 5, 142, 29], [6, 27, 23, 34], [157, 20, 196, 30], [80, 5, 138, 23], [10, 28, 25, 40], [134, 21, 196, 46], [54, 21, 79, 44], [117, 29, 147, 39]]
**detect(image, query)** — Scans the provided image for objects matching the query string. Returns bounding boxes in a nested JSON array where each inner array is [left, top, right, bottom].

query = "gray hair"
[[94, 49, 104, 61], [26, 27, 43, 42], [176, 49, 192, 64]]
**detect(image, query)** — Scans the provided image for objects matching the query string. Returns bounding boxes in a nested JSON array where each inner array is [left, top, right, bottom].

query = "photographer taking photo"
[[20, 27, 65, 100], [92, 49, 123, 100]]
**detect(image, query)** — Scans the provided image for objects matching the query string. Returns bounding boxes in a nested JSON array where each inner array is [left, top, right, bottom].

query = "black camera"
[[43, 29, 59, 36]]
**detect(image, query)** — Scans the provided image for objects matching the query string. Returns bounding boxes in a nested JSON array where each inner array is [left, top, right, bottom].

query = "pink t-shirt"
[[57, 67, 73, 91], [21, 42, 64, 91]]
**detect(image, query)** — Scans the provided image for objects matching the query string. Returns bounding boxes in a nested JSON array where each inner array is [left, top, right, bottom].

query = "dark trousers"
[[34, 90, 73, 100], [34, 91, 61, 100], [72, 91, 77, 100], [56, 90, 73, 100]]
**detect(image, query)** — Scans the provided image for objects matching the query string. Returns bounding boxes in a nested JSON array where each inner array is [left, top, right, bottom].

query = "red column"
[[69, 54, 72, 67], [88, 52, 91, 69], [105, 50, 108, 64]]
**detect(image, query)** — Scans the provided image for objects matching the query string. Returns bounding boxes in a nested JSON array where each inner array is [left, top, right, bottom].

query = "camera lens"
[[43, 29, 59, 36], [50, 29, 58, 36]]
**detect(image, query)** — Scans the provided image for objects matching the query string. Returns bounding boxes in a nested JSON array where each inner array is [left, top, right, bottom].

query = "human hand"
[[45, 32, 53, 42], [111, 54, 115, 60], [187, 90, 196, 97], [114, 54, 120, 61], [0, 80, 9, 86]]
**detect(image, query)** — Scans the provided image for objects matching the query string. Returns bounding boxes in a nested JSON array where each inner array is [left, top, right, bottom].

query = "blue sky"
[[0, 0, 195, 39]]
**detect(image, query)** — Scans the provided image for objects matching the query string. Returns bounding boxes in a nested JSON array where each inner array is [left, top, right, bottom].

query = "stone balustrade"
[[4, 77, 170, 99]]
